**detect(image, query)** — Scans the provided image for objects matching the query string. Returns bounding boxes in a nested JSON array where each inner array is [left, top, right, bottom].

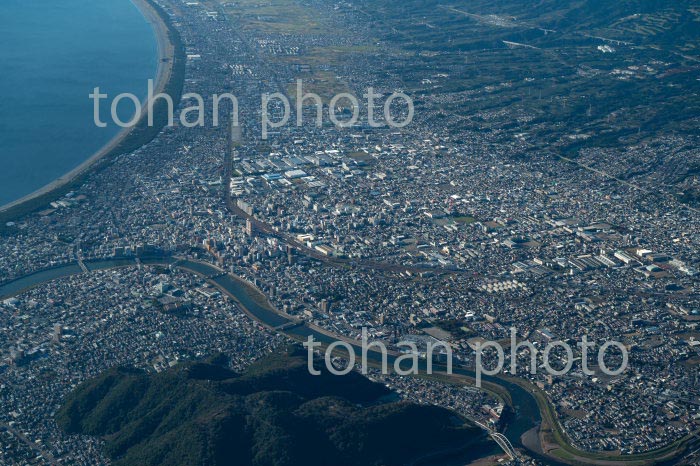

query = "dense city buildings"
[[1, 0, 699, 464]]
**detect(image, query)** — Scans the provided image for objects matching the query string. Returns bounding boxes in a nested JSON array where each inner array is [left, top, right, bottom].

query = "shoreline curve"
[[0, 0, 182, 220]]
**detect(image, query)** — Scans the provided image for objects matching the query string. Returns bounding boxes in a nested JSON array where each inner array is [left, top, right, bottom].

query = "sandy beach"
[[0, 0, 175, 215]]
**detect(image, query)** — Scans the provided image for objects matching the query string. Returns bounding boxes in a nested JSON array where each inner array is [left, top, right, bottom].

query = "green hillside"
[[350, 0, 700, 150], [57, 348, 487, 466]]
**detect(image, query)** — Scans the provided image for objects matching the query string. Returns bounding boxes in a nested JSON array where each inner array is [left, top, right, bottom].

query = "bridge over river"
[[2, 255, 695, 465]]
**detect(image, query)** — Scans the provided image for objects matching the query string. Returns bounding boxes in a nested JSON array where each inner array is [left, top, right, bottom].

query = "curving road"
[[1, 257, 696, 465]]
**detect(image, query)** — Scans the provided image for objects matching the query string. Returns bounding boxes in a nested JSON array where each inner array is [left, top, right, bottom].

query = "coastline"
[[0, 0, 178, 218]]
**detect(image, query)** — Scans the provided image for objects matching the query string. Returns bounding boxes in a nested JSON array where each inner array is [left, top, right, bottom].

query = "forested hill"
[[57, 348, 487, 466]]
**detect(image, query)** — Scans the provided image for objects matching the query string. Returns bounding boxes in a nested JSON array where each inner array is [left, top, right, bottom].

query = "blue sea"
[[0, 0, 158, 206]]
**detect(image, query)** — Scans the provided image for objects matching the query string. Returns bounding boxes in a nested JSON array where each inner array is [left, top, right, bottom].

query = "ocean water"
[[0, 0, 158, 206]]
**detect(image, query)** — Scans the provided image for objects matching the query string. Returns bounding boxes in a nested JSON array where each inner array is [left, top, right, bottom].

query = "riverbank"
[[0, 0, 184, 222], [1, 257, 696, 466]]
